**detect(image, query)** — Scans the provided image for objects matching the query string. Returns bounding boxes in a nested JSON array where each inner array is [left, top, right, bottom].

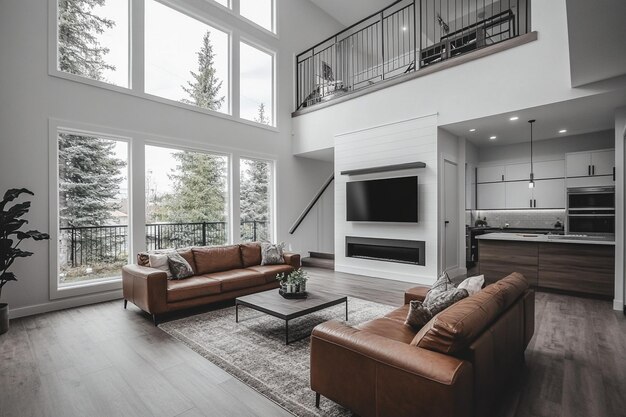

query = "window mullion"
[[232, 32, 241, 120], [131, 0, 145, 93]]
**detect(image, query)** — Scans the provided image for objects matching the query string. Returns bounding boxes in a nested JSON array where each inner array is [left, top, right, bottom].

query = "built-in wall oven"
[[566, 186, 615, 235]]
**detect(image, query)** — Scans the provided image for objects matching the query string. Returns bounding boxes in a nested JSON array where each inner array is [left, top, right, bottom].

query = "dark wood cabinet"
[[478, 240, 614, 298]]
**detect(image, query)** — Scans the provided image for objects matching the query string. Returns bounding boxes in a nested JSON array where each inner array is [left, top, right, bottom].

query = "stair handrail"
[[289, 174, 334, 234]]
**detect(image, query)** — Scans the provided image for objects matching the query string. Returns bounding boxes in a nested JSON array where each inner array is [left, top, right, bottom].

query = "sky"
[[89, 0, 272, 120]]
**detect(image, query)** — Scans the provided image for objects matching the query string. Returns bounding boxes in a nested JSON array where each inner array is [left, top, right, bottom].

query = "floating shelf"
[[340, 162, 426, 176]]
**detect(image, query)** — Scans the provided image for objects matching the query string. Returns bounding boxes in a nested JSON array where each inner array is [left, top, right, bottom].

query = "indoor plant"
[[0, 188, 49, 335], [276, 268, 309, 294]]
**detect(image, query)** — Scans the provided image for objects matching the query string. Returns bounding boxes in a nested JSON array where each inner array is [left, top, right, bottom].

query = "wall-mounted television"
[[346, 176, 418, 222]]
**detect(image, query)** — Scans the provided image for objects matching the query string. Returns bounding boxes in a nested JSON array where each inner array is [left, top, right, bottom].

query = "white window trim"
[[239, 37, 278, 127], [238, 155, 277, 242], [235, 0, 278, 36], [47, 0, 280, 133], [48, 119, 134, 300]]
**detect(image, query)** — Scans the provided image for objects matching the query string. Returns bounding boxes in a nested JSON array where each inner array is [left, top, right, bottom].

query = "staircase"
[[301, 252, 335, 270]]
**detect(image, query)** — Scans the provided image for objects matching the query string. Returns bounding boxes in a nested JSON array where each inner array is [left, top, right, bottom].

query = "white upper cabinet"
[[477, 165, 505, 183], [534, 160, 565, 179], [566, 153, 592, 177], [477, 182, 505, 209], [505, 181, 533, 208], [505, 163, 530, 182], [591, 150, 615, 176], [533, 179, 566, 208]]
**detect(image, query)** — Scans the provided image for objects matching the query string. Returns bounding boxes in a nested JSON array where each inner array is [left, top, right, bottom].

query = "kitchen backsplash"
[[471, 210, 566, 229]]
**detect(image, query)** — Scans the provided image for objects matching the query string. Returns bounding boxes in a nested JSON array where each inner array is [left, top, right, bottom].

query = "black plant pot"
[[0, 303, 8, 335]]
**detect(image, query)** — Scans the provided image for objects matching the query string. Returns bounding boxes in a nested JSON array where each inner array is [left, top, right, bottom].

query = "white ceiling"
[[308, 0, 392, 26], [442, 91, 626, 148]]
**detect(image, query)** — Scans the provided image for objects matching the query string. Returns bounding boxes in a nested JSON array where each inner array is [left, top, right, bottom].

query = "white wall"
[[334, 115, 438, 285], [0, 0, 343, 317]]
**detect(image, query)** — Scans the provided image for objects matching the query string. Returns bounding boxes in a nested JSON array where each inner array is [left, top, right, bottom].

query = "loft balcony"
[[294, 0, 531, 114]]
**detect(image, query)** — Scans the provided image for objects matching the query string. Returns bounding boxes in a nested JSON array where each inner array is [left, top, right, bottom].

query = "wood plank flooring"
[[1, 267, 624, 417]]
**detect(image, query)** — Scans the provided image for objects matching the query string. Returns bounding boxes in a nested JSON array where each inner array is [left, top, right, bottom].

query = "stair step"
[[302, 257, 335, 270], [309, 252, 335, 260]]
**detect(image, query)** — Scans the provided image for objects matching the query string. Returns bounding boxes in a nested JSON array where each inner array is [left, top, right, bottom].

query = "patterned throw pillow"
[[424, 272, 454, 305], [167, 252, 194, 280], [261, 242, 285, 265], [405, 300, 433, 329], [405, 288, 469, 330]]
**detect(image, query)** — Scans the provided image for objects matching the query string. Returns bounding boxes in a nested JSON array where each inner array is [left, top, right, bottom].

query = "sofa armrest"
[[311, 321, 473, 417], [283, 252, 301, 269], [122, 265, 168, 314], [404, 286, 430, 304]]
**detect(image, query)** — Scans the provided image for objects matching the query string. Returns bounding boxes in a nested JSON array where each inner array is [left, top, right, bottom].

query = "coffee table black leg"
[[285, 319, 289, 345], [345, 299, 348, 321], [236, 303, 239, 323]]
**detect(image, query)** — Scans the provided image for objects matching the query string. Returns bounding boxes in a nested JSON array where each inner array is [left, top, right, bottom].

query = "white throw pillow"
[[149, 253, 172, 278], [457, 275, 485, 296]]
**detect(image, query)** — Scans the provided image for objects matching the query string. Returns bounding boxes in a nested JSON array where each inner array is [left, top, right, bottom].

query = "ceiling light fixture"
[[559, 129, 567, 134], [489, 136, 497, 140], [509, 116, 519, 121], [469, 128, 476, 132], [528, 120, 536, 189], [402, 26, 407, 31]]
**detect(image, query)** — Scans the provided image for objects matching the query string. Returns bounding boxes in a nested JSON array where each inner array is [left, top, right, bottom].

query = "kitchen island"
[[477, 233, 615, 298]]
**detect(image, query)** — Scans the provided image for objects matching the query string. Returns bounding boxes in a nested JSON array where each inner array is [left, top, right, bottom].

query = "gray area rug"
[[159, 296, 395, 417]]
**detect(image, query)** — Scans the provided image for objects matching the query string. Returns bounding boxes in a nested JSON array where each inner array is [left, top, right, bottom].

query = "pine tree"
[[154, 152, 227, 223], [58, 133, 126, 227], [240, 160, 270, 222], [254, 103, 271, 125], [58, 0, 115, 81], [182, 31, 225, 110]]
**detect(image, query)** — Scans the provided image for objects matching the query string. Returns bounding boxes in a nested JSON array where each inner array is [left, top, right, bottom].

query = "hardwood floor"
[[1, 267, 624, 417]]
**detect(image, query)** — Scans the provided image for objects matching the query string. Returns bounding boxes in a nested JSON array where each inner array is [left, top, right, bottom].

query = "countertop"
[[477, 232, 615, 246]]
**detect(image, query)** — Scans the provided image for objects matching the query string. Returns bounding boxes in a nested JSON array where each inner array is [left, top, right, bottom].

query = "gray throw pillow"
[[424, 288, 469, 316], [405, 300, 433, 329], [261, 242, 285, 265], [424, 272, 454, 305], [167, 252, 194, 280]]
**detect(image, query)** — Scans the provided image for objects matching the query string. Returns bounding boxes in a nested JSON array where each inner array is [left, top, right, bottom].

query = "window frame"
[[49, 119, 133, 299], [237, 0, 277, 35], [239, 37, 277, 127]]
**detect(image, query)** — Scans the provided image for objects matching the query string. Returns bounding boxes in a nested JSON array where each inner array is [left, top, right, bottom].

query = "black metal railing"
[[295, 0, 529, 110], [60, 220, 269, 268]]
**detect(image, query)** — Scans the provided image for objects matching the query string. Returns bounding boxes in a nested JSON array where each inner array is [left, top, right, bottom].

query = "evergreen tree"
[[155, 152, 227, 223], [182, 31, 225, 110], [254, 103, 271, 125], [240, 160, 270, 222], [58, 0, 115, 81], [58, 133, 126, 227]]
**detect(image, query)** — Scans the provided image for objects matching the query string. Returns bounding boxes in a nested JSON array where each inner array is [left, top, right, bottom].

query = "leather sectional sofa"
[[122, 243, 300, 324], [310, 272, 534, 417]]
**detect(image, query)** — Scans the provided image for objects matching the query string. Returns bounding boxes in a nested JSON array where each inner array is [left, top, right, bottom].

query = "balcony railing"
[[59, 221, 269, 268], [295, 0, 529, 110]]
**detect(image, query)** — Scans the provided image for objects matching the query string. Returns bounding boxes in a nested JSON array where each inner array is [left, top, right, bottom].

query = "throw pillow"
[[405, 300, 433, 329], [424, 271, 454, 305], [424, 288, 469, 316], [261, 242, 285, 265], [148, 253, 172, 278], [457, 274, 485, 296], [167, 252, 194, 280]]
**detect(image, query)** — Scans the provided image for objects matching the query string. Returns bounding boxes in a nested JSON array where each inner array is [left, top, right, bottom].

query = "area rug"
[[159, 297, 395, 417]]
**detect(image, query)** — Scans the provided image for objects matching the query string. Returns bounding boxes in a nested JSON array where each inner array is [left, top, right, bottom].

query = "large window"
[[240, 0, 275, 33], [240, 158, 273, 242], [145, 0, 230, 114], [145, 145, 230, 248], [240, 42, 274, 126], [57, 0, 129, 87], [57, 131, 129, 286]]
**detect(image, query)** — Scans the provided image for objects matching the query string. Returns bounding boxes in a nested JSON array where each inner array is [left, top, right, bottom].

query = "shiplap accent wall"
[[334, 114, 439, 285]]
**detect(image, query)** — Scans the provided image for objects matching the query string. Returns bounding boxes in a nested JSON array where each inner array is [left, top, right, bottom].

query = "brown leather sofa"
[[310, 272, 534, 417], [122, 243, 300, 324]]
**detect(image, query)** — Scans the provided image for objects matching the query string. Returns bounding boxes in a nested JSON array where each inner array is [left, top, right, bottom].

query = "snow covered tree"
[[254, 103, 271, 125], [240, 159, 270, 222], [182, 31, 225, 110], [154, 152, 227, 223], [58, 133, 126, 227], [58, 0, 115, 81]]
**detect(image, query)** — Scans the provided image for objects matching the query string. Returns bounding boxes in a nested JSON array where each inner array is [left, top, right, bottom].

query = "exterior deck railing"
[[295, 0, 529, 110]]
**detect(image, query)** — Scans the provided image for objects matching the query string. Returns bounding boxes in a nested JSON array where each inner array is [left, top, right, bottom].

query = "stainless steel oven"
[[566, 186, 615, 235]]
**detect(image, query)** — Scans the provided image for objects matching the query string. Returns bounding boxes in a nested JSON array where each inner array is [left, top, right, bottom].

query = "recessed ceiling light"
[[489, 136, 497, 140], [559, 129, 567, 134], [509, 116, 519, 121], [402, 26, 407, 31], [469, 128, 476, 132]]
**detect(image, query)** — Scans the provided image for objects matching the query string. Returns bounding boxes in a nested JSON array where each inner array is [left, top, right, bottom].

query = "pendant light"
[[528, 119, 536, 189]]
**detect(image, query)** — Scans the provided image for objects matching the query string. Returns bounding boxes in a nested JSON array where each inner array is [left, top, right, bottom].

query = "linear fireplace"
[[345, 237, 425, 266]]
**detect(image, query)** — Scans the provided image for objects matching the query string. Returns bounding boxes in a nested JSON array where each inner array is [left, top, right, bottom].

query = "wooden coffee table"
[[235, 289, 348, 345]]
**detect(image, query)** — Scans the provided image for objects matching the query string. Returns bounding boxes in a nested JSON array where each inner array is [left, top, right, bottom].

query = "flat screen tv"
[[346, 176, 418, 222]]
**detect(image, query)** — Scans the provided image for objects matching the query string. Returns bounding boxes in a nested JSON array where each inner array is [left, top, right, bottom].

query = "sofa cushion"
[[411, 273, 529, 354], [357, 315, 417, 344], [240, 243, 262, 267], [167, 252, 194, 280], [138, 247, 197, 274], [247, 264, 294, 283], [167, 276, 221, 303], [261, 242, 285, 265], [204, 269, 265, 292], [193, 245, 243, 275]]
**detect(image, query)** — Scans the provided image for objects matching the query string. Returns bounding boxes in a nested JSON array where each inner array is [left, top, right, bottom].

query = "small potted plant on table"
[[0, 188, 50, 335], [276, 268, 309, 299]]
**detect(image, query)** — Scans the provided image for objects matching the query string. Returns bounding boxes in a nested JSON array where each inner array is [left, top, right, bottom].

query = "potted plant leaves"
[[0, 188, 50, 335], [276, 268, 309, 299]]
